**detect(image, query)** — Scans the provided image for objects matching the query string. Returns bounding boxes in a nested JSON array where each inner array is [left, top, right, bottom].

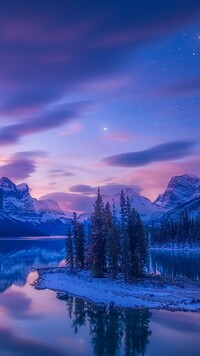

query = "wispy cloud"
[[0, 151, 47, 180], [0, 101, 90, 146], [48, 169, 75, 177], [103, 141, 196, 167]]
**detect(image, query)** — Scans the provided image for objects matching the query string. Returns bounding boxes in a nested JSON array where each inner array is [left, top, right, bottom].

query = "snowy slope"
[[0, 177, 70, 235], [157, 196, 200, 222], [154, 174, 200, 210], [102, 187, 159, 221], [0, 174, 199, 234]]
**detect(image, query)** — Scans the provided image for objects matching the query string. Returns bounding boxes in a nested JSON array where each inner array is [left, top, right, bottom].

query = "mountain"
[[0, 177, 65, 222], [0, 174, 199, 236], [0, 213, 48, 237], [156, 196, 200, 222], [154, 174, 200, 210], [0, 177, 70, 236], [101, 187, 159, 221], [151, 174, 200, 223], [0, 239, 65, 292]]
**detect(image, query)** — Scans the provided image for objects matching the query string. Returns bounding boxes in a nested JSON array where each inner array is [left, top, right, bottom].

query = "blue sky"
[[0, 0, 199, 211]]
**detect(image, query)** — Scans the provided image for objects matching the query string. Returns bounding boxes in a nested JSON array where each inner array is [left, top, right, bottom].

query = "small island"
[[35, 267, 200, 311], [35, 189, 200, 312]]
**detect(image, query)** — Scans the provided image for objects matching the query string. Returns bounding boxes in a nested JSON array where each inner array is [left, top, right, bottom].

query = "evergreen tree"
[[104, 201, 119, 279], [71, 212, 85, 269], [72, 212, 79, 268], [76, 222, 85, 269], [65, 225, 74, 272], [0, 188, 3, 212], [150, 211, 200, 247], [120, 191, 131, 283], [88, 188, 106, 277], [103, 201, 112, 271]]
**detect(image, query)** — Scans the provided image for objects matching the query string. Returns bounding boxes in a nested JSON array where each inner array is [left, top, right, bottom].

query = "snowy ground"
[[34, 267, 200, 311]]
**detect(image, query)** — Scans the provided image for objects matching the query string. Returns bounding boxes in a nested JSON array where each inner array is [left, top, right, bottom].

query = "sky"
[[0, 0, 200, 212]]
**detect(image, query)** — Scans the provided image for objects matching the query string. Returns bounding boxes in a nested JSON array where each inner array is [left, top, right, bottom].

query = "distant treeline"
[[150, 210, 200, 246], [66, 189, 148, 283]]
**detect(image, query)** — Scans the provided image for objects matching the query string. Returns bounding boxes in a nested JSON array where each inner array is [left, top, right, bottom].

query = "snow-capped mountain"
[[155, 196, 200, 222], [0, 177, 65, 223], [0, 174, 199, 236], [0, 177, 70, 235], [0, 239, 65, 292], [154, 174, 200, 210], [101, 187, 159, 221]]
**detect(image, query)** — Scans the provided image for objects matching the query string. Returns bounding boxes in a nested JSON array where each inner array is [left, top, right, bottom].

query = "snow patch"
[[35, 267, 200, 311]]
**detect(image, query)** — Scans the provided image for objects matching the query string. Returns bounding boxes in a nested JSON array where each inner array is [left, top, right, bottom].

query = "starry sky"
[[0, 0, 200, 212]]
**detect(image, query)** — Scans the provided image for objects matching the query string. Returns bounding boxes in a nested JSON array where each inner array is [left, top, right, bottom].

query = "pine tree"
[[133, 210, 148, 276], [65, 225, 74, 272], [88, 188, 106, 277], [105, 201, 119, 279], [103, 201, 112, 271], [76, 222, 85, 269], [72, 212, 79, 268], [120, 191, 131, 283]]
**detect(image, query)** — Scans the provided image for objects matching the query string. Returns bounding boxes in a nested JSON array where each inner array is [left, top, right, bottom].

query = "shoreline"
[[150, 246, 200, 252], [34, 267, 200, 312]]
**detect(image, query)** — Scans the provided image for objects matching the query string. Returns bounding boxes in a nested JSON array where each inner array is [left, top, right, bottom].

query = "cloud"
[[0, 327, 68, 356], [40, 192, 94, 213], [48, 169, 75, 177], [123, 157, 200, 201], [0, 1, 199, 93], [102, 131, 132, 142], [70, 183, 142, 195], [167, 77, 200, 97], [69, 184, 95, 194], [103, 141, 196, 167], [0, 101, 90, 146], [0, 88, 60, 116], [41, 183, 142, 212], [0, 290, 34, 319], [0, 151, 47, 180]]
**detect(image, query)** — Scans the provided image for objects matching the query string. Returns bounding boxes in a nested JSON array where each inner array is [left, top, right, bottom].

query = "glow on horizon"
[[0, 1, 199, 211]]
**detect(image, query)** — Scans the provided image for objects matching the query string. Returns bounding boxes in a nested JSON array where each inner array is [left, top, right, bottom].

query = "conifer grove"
[[65, 189, 148, 283], [150, 210, 200, 247]]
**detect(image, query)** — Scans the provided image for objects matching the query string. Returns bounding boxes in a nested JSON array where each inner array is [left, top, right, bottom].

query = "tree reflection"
[[150, 250, 200, 280], [63, 295, 152, 356]]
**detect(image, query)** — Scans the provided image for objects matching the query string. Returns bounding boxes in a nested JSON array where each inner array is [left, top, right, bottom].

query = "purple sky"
[[0, 0, 200, 211]]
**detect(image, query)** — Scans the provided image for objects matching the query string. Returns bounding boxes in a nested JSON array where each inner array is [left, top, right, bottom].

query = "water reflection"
[[0, 238, 65, 292], [0, 326, 68, 356], [0, 239, 200, 355], [63, 295, 152, 356], [150, 250, 200, 280]]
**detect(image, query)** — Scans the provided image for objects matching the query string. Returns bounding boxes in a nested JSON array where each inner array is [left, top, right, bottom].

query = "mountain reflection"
[[0, 239, 65, 293], [63, 295, 152, 356]]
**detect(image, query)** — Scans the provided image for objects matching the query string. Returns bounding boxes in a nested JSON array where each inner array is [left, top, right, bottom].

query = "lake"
[[0, 238, 199, 356]]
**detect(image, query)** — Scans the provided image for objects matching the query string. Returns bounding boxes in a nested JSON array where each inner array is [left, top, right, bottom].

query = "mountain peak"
[[169, 174, 199, 183], [0, 177, 16, 191], [17, 183, 30, 193], [154, 174, 200, 209]]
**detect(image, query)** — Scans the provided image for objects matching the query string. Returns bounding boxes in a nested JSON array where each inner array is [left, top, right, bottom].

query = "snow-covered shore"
[[34, 267, 200, 311]]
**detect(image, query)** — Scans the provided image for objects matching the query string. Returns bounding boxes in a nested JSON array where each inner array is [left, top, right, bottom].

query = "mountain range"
[[0, 174, 199, 236]]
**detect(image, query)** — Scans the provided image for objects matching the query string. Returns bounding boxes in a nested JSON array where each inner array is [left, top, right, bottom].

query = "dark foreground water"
[[0, 238, 199, 356]]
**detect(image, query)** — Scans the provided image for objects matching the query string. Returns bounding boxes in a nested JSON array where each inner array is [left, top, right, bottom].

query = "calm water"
[[0, 238, 199, 356]]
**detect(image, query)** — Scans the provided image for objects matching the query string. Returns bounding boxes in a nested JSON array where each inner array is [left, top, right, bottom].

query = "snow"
[[154, 174, 200, 210], [17, 183, 29, 192], [35, 267, 200, 311]]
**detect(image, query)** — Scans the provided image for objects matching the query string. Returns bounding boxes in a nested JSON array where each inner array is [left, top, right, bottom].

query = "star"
[[103, 127, 108, 131]]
